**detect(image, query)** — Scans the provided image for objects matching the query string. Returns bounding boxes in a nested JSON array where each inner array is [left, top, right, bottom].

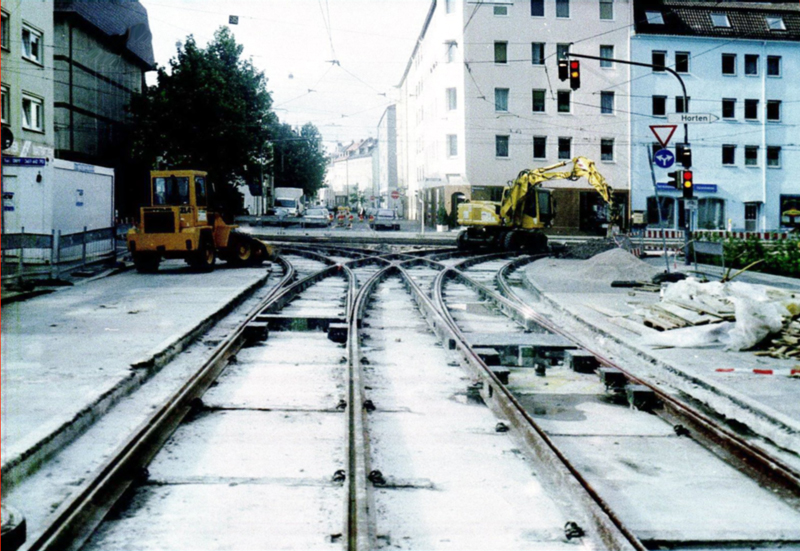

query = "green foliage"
[[437, 206, 449, 226], [695, 234, 800, 278], [128, 28, 326, 214], [348, 185, 365, 210], [270, 122, 328, 198]]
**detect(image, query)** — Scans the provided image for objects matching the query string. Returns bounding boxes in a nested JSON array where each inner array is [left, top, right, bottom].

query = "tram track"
[[7, 245, 800, 550]]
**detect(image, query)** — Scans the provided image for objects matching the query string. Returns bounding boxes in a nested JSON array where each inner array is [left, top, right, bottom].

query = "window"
[[446, 41, 457, 63], [532, 89, 545, 112], [675, 52, 690, 73], [722, 53, 736, 75], [767, 146, 781, 168], [496, 135, 510, 158], [446, 88, 457, 110], [767, 55, 781, 76], [556, 0, 569, 18], [675, 96, 690, 114], [22, 25, 42, 64], [495, 88, 509, 112], [445, 0, 454, 13], [710, 13, 730, 28], [599, 45, 614, 68], [767, 100, 781, 122], [21, 93, 43, 131], [722, 98, 736, 119], [493, 5, 508, 16], [1, 86, 9, 124], [557, 90, 571, 113], [722, 145, 736, 165], [531, 0, 544, 16], [601, 138, 614, 161], [600, 91, 614, 114], [652, 95, 667, 116], [744, 99, 758, 120], [531, 42, 545, 65], [698, 199, 725, 231], [600, 0, 613, 20], [558, 137, 572, 159], [766, 16, 785, 31], [494, 41, 508, 64], [1, 11, 9, 50], [745, 203, 759, 232], [557, 43, 570, 61], [651, 142, 662, 159], [533, 136, 546, 159], [652, 51, 666, 72], [745, 145, 759, 166], [745, 54, 759, 76], [645, 11, 664, 25], [447, 134, 458, 157]]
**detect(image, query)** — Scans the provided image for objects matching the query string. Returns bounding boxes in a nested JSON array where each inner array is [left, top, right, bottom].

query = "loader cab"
[[152, 171, 208, 208], [520, 187, 554, 228]]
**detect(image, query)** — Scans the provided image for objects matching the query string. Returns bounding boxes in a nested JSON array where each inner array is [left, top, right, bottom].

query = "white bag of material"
[[722, 297, 787, 351], [642, 322, 735, 348]]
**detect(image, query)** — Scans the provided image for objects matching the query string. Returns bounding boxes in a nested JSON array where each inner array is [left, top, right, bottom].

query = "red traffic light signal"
[[682, 171, 693, 199], [569, 60, 581, 90]]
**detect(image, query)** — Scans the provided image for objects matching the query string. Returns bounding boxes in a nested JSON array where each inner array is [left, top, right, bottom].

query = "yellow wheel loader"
[[127, 170, 272, 273], [456, 157, 616, 252]]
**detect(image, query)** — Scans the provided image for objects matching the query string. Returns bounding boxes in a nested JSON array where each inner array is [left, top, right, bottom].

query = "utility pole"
[[567, 52, 692, 263]]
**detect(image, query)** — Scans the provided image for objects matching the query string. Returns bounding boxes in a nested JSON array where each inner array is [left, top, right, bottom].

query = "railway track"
[[5, 245, 800, 550]]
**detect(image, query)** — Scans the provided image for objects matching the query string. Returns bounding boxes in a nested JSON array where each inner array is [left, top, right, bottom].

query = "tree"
[[129, 27, 276, 214], [270, 122, 328, 198]]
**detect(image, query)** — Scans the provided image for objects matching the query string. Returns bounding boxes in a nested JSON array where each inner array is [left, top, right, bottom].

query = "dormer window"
[[766, 16, 786, 31], [710, 13, 730, 28], [645, 11, 664, 25]]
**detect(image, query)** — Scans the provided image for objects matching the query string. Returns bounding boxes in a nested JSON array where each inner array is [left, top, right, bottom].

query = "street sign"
[[667, 113, 719, 124], [649, 125, 677, 148], [391, 190, 400, 200], [653, 149, 675, 169]]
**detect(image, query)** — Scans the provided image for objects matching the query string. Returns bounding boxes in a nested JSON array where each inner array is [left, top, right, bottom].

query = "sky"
[[140, 0, 432, 151]]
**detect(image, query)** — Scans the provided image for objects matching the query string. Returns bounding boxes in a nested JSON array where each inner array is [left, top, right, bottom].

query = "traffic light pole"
[[566, 52, 692, 264]]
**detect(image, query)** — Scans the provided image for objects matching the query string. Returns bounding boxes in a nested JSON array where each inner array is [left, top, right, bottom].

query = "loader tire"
[[133, 253, 160, 273], [189, 236, 216, 272], [456, 230, 469, 250], [503, 231, 526, 252], [230, 236, 253, 265]]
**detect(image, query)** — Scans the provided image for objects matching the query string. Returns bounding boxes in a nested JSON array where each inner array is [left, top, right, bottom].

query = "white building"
[[397, 0, 632, 232], [323, 139, 377, 208], [376, 106, 402, 213]]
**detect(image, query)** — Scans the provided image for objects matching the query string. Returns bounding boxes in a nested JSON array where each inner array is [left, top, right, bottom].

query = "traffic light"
[[682, 170, 694, 199], [569, 60, 581, 90], [558, 59, 569, 81], [676, 143, 692, 168], [667, 170, 682, 190]]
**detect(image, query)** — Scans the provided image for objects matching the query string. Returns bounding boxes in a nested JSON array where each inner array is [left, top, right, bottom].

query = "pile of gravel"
[[560, 238, 619, 259], [571, 248, 660, 283]]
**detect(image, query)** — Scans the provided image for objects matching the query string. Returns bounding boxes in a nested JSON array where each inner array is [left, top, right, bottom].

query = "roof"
[[55, 0, 155, 68], [634, 0, 800, 41]]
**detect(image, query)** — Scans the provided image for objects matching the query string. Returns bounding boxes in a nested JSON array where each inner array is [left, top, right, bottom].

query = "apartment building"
[[324, 139, 377, 208], [630, 0, 800, 232], [398, 0, 632, 232]]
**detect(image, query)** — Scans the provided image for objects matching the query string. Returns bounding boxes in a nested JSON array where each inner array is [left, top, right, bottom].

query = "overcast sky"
[[140, 0, 431, 151]]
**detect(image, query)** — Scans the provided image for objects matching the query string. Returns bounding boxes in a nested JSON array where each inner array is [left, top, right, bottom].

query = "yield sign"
[[650, 125, 678, 148]]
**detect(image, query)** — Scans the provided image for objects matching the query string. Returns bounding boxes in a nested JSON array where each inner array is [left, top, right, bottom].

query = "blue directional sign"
[[653, 149, 675, 169]]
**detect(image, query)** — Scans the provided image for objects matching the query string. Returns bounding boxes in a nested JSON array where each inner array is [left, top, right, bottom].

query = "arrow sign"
[[667, 113, 719, 124], [650, 125, 677, 148], [653, 149, 675, 169]]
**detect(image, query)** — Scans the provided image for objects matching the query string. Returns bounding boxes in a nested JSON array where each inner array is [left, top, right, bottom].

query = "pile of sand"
[[570, 248, 660, 284]]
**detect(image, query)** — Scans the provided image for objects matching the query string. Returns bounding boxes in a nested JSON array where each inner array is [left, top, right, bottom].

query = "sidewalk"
[[523, 254, 800, 460], [1, 261, 271, 487]]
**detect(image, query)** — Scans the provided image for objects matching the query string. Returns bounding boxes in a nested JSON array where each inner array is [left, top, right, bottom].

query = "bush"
[[696, 235, 800, 278]]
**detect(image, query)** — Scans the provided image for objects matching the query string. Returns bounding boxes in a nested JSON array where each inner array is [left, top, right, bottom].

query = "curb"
[[521, 268, 800, 457], [0, 270, 271, 492]]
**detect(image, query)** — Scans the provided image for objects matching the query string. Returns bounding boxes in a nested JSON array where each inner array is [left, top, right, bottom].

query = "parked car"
[[303, 207, 331, 227], [370, 209, 400, 231]]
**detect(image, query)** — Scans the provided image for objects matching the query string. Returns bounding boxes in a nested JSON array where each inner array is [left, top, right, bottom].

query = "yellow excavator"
[[456, 156, 616, 252], [127, 170, 272, 272]]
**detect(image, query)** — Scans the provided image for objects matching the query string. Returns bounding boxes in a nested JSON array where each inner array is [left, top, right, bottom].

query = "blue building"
[[629, 0, 800, 232]]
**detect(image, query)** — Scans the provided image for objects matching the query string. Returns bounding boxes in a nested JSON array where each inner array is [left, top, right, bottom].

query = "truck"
[[456, 157, 616, 252], [273, 187, 305, 217], [127, 170, 272, 273]]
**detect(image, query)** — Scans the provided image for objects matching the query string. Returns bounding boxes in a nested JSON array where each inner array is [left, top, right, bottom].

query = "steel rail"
[[494, 256, 800, 501], [19, 255, 354, 551], [394, 264, 642, 551]]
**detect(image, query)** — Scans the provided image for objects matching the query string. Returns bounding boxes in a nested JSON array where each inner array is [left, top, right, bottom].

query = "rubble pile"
[[572, 248, 660, 284], [560, 239, 619, 259]]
